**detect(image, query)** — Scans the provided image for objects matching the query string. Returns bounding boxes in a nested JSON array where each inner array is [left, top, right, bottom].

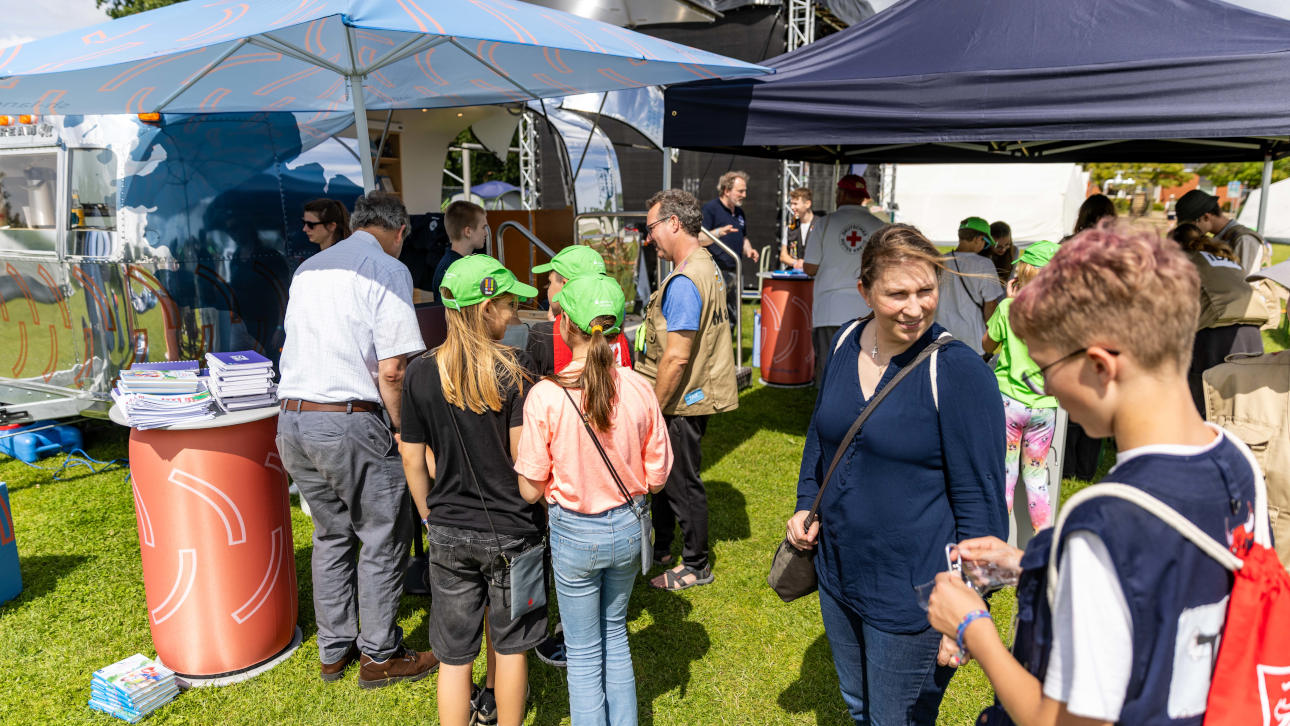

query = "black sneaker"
[[470, 684, 497, 726], [535, 625, 567, 668]]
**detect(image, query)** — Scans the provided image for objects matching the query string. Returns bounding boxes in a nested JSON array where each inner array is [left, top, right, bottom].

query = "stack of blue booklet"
[[205, 351, 277, 412], [88, 654, 179, 723]]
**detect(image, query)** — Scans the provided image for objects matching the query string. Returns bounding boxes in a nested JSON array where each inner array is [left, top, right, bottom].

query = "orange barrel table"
[[109, 404, 300, 686], [758, 272, 815, 387]]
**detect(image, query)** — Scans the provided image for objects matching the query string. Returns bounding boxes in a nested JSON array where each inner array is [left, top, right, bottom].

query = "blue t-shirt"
[[661, 275, 701, 332], [700, 198, 744, 273]]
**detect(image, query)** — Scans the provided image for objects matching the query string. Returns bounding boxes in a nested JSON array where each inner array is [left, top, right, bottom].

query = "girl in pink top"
[[516, 275, 672, 726]]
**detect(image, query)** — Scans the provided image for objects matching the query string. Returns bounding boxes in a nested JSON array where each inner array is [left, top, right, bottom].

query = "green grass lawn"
[[0, 303, 1114, 725]]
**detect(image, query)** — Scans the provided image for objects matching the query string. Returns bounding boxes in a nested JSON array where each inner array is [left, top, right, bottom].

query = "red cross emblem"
[[842, 225, 866, 253]]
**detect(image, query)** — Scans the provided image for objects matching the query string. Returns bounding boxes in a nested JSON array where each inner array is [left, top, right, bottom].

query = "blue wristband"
[[956, 609, 991, 654]]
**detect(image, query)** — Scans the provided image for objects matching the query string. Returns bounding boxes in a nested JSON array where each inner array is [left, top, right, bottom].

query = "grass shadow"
[[706, 480, 750, 543], [629, 587, 711, 726], [778, 632, 850, 725], [1, 553, 91, 608]]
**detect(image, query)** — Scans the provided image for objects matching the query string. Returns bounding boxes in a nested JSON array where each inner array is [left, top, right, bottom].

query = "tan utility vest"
[[1187, 250, 1273, 330], [1204, 351, 1290, 568], [634, 246, 738, 416]]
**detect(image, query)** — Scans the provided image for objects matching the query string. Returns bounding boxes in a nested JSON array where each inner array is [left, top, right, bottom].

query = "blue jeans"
[[549, 501, 644, 726], [818, 586, 954, 725]]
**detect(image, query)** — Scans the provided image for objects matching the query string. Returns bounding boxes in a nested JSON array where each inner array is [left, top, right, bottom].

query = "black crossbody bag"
[[560, 386, 653, 576], [767, 335, 948, 602], [446, 408, 547, 620]]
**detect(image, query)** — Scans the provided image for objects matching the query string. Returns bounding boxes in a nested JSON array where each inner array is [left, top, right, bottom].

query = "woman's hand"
[[786, 510, 819, 550], [927, 571, 987, 639]]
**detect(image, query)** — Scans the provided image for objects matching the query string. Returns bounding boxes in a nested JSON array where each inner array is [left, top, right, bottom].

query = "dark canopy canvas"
[[663, 0, 1290, 163]]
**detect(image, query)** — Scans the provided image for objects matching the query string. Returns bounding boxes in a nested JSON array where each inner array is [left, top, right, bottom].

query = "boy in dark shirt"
[[430, 201, 488, 306]]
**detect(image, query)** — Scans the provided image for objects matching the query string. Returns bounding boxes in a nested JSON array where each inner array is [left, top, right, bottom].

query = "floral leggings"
[[1002, 394, 1057, 531]]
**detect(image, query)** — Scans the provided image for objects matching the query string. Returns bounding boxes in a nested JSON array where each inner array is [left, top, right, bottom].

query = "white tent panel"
[[1238, 178, 1290, 242], [891, 164, 1088, 245]]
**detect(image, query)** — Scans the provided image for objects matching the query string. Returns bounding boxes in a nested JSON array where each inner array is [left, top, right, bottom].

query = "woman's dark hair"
[[555, 314, 620, 431], [1073, 194, 1116, 234], [304, 198, 351, 242], [859, 224, 944, 289], [1169, 222, 1238, 263]]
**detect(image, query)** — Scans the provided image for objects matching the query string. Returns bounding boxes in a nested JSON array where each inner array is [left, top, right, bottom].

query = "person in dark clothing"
[[983, 220, 1014, 284], [700, 170, 760, 327], [787, 224, 1007, 725], [430, 200, 489, 306]]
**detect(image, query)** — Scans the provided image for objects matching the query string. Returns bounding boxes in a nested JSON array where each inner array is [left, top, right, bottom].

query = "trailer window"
[[0, 152, 58, 254], [67, 148, 118, 257]]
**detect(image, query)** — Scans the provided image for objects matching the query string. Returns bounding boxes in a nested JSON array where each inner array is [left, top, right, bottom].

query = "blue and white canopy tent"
[[0, 0, 768, 189]]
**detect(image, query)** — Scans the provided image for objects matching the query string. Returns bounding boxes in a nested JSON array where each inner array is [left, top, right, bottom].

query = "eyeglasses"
[[1021, 347, 1120, 396], [302, 219, 323, 229], [643, 215, 673, 242]]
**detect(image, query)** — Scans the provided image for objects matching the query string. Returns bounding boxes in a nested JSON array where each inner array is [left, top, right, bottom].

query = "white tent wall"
[[890, 164, 1088, 245], [1238, 178, 1290, 243]]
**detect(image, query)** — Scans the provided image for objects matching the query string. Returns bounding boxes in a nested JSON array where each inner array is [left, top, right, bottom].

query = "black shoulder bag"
[[560, 386, 653, 575], [445, 406, 547, 620], [768, 336, 949, 602]]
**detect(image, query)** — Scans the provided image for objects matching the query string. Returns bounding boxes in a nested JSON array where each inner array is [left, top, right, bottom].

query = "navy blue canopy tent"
[[663, 0, 1290, 164]]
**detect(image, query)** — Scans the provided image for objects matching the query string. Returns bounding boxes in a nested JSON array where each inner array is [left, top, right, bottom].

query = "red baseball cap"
[[837, 174, 869, 197]]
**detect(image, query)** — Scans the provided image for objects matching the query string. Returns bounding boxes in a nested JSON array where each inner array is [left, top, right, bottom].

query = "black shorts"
[[425, 524, 548, 665]]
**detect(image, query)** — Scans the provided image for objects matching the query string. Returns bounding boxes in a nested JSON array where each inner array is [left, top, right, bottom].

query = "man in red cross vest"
[[803, 174, 887, 385]]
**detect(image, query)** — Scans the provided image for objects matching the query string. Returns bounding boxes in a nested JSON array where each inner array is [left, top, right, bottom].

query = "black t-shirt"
[[400, 350, 541, 536], [429, 249, 464, 306], [524, 320, 557, 377]]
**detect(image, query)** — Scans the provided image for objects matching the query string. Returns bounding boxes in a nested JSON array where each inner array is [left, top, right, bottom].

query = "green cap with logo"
[[440, 254, 539, 310], [1017, 240, 1061, 268], [532, 245, 606, 280], [959, 216, 995, 248], [553, 274, 625, 336]]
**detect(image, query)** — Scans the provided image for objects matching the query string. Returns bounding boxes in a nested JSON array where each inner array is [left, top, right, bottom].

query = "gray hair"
[[646, 189, 702, 237], [350, 191, 410, 238], [717, 170, 749, 194]]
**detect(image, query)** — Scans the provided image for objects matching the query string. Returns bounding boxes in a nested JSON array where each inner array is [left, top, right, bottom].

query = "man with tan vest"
[[636, 189, 739, 590], [1204, 259, 1290, 569]]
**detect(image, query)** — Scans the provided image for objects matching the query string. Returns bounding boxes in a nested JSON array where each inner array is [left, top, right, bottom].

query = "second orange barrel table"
[[758, 272, 815, 387], [110, 404, 300, 686]]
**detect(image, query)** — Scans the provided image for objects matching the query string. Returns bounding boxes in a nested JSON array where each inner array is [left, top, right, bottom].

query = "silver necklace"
[[871, 339, 879, 361]]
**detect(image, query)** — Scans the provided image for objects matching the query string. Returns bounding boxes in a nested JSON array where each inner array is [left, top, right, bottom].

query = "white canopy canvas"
[[1238, 178, 1290, 242], [890, 164, 1088, 245]]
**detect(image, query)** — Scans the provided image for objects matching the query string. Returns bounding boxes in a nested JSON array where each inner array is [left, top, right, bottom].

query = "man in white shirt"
[[804, 174, 884, 385], [780, 187, 815, 271], [277, 191, 438, 687], [936, 217, 1005, 355]]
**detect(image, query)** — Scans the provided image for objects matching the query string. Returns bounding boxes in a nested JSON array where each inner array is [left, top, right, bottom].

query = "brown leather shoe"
[[320, 644, 360, 682], [357, 646, 440, 689]]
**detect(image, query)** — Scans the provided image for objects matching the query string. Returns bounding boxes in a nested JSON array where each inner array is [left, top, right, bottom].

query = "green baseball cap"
[[532, 245, 606, 279], [1017, 240, 1061, 268], [439, 254, 539, 310], [553, 275, 625, 336], [959, 216, 995, 248]]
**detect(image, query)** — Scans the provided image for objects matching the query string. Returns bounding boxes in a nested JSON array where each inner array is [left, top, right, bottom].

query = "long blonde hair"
[[436, 294, 529, 413]]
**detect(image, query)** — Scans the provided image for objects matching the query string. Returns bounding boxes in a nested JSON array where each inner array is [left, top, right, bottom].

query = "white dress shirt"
[[278, 230, 425, 403]]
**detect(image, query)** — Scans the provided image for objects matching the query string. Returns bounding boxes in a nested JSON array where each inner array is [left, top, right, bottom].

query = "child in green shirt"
[[982, 240, 1061, 531]]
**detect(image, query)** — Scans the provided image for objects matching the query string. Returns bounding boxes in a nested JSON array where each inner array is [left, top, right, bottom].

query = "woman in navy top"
[[786, 224, 1007, 725]]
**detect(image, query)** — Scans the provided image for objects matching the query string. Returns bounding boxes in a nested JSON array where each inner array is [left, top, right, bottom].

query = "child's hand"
[[1006, 278, 1019, 298]]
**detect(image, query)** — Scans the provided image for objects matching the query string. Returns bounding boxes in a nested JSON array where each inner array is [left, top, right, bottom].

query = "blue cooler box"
[[0, 482, 19, 604]]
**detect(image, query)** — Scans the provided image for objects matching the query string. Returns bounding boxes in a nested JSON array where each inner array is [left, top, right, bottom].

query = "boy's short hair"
[[958, 228, 986, 244], [444, 200, 486, 241], [1011, 223, 1200, 372], [990, 220, 1011, 240], [789, 187, 812, 202]]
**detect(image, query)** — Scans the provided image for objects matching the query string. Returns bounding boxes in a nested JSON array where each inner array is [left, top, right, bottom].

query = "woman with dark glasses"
[[302, 198, 351, 250]]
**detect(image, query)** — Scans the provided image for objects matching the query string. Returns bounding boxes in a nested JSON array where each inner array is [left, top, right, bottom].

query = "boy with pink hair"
[[925, 224, 1267, 726]]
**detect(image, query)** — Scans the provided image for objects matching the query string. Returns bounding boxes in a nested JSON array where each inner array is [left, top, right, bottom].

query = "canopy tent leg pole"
[[463, 147, 472, 200], [662, 146, 673, 189], [344, 26, 375, 193], [1258, 151, 1273, 235]]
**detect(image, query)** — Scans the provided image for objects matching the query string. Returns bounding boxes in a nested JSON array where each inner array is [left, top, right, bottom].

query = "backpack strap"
[[1045, 428, 1272, 609]]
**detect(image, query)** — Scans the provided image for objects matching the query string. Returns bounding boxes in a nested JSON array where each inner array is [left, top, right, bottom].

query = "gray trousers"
[[277, 409, 411, 662]]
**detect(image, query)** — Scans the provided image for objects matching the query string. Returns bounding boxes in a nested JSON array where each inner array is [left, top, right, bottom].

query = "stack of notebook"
[[111, 362, 215, 429], [205, 351, 277, 412], [88, 654, 179, 723]]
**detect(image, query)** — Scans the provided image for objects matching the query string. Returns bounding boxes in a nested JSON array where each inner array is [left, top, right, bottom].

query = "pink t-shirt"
[[514, 364, 673, 514]]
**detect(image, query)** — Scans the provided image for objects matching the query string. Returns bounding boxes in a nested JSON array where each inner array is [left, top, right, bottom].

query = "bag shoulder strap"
[[558, 384, 645, 519], [445, 402, 507, 552], [804, 336, 949, 526], [833, 318, 864, 355]]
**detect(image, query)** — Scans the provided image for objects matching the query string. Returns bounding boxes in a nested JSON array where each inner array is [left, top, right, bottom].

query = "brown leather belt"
[[279, 399, 381, 414]]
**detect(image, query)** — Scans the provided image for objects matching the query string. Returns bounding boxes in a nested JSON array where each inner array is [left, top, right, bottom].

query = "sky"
[[0, 0, 110, 49]]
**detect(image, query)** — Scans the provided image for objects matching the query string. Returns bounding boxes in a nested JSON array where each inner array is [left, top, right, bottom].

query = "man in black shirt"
[[701, 171, 760, 327]]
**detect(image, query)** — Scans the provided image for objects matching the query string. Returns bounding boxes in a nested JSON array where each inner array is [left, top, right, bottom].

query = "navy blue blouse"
[[796, 320, 1007, 633]]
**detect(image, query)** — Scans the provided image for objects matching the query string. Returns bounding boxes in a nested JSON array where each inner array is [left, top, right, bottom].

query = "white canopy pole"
[[345, 27, 375, 192], [1257, 151, 1273, 234]]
